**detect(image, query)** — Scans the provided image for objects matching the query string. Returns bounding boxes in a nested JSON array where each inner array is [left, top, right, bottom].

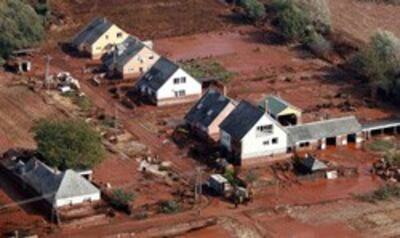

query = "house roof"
[[260, 95, 301, 116], [300, 155, 328, 172], [20, 159, 99, 204], [71, 17, 114, 47], [103, 36, 146, 69], [288, 116, 362, 145], [136, 57, 180, 91], [185, 89, 232, 128], [220, 101, 265, 140]]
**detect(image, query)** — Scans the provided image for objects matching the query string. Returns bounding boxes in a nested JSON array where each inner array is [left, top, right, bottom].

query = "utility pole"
[[44, 55, 52, 91]]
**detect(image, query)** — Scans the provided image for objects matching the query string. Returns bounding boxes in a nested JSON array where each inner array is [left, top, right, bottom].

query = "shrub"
[[33, 119, 106, 170], [357, 184, 400, 203], [110, 189, 135, 210], [296, 0, 331, 33], [0, 0, 45, 64], [159, 200, 181, 214], [238, 0, 266, 20], [271, 0, 311, 42], [306, 32, 332, 57]]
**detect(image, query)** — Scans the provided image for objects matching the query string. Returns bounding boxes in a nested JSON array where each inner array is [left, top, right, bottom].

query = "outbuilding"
[[288, 116, 362, 152], [259, 95, 302, 126]]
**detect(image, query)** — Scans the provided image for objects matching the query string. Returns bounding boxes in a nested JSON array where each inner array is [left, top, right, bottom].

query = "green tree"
[[237, 0, 266, 20], [353, 31, 400, 99], [110, 189, 135, 210], [0, 0, 45, 64], [33, 119, 106, 170]]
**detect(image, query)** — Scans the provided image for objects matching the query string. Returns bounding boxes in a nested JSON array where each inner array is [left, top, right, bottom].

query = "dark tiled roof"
[[220, 101, 264, 140], [288, 116, 361, 145], [136, 57, 179, 91], [185, 89, 232, 128], [103, 36, 145, 69], [71, 17, 113, 47], [300, 155, 327, 171]]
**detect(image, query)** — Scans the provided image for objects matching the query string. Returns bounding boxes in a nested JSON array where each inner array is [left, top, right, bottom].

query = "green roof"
[[260, 96, 292, 116]]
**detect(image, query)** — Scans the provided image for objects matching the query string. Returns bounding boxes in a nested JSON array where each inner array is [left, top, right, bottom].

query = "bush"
[[110, 189, 135, 210], [306, 32, 332, 57], [357, 184, 400, 203], [272, 0, 311, 42], [353, 31, 400, 99], [270, 0, 331, 42], [0, 0, 45, 64], [33, 119, 106, 170], [159, 200, 181, 214], [237, 0, 266, 20]]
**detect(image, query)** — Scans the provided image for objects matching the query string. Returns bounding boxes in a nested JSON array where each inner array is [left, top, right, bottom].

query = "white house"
[[16, 158, 101, 208], [220, 101, 288, 165], [135, 57, 202, 106]]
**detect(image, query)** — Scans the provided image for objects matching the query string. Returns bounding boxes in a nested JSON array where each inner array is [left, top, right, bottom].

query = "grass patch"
[[158, 200, 181, 214], [367, 139, 395, 152], [356, 184, 400, 203], [179, 60, 235, 83]]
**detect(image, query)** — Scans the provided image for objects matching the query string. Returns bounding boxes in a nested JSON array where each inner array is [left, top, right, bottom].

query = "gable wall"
[[241, 115, 288, 159], [157, 68, 202, 100], [121, 47, 160, 78], [91, 25, 129, 59]]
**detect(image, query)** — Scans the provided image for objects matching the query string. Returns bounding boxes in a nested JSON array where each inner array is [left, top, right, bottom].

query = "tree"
[[296, 0, 331, 33], [353, 31, 400, 99], [0, 0, 45, 64], [274, 0, 311, 42], [33, 119, 106, 170]]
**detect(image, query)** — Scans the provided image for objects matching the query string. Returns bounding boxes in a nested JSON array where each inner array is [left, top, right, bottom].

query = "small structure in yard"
[[259, 95, 302, 126], [5, 158, 100, 208], [102, 36, 160, 79], [135, 57, 202, 106], [184, 88, 237, 141], [208, 174, 232, 195], [296, 154, 328, 174], [287, 116, 363, 152], [220, 101, 288, 165], [70, 17, 129, 60]]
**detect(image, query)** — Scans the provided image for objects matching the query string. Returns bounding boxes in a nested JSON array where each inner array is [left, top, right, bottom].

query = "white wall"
[[241, 115, 288, 159], [157, 68, 202, 100], [55, 193, 101, 208]]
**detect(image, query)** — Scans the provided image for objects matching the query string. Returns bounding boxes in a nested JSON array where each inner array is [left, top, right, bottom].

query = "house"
[[259, 95, 302, 126], [15, 158, 100, 208], [103, 36, 160, 79], [184, 89, 236, 141], [70, 17, 129, 60], [135, 57, 202, 106], [220, 101, 288, 164], [287, 116, 362, 151]]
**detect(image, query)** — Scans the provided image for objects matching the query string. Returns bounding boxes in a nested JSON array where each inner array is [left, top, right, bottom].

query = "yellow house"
[[259, 95, 302, 126], [103, 37, 160, 79], [70, 17, 129, 60]]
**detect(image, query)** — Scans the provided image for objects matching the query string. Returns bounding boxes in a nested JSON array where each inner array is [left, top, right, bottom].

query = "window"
[[117, 32, 123, 38], [272, 138, 278, 144], [263, 140, 269, 146], [256, 125, 273, 137], [175, 90, 186, 97], [149, 55, 154, 60], [105, 35, 109, 39], [173, 77, 186, 84]]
